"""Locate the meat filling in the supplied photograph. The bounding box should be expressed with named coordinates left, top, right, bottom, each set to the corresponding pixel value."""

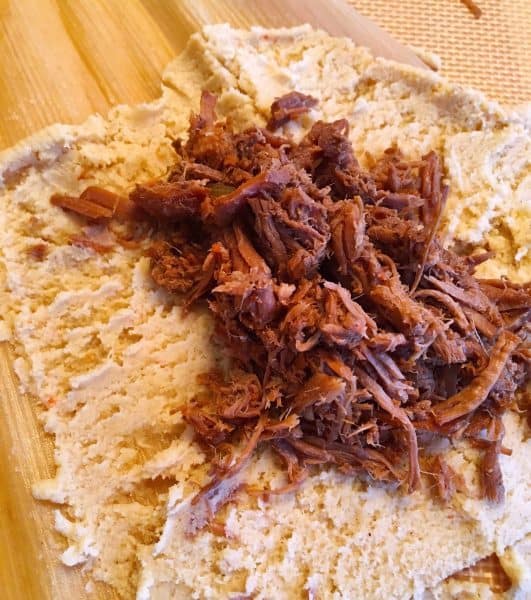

left=52, top=91, right=530, bottom=525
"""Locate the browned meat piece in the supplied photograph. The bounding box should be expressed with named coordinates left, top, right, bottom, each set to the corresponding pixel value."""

left=320, top=281, right=377, bottom=349
left=368, top=150, right=448, bottom=293
left=359, top=343, right=413, bottom=402
left=369, top=278, right=442, bottom=345
left=431, top=331, right=467, bottom=364
left=183, top=91, right=239, bottom=171
left=26, top=242, right=49, bottom=261
left=130, top=180, right=208, bottom=221
left=219, top=371, right=265, bottom=419
left=293, top=373, right=346, bottom=412
left=82, top=186, right=140, bottom=221
left=375, top=191, right=425, bottom=211
left=353, top=366, right=420, bottom=491
left=248, top=196, right=289, bottom=271
left=414, top=289, right=471, bottom=334
left=419, top=151, right=445, bottom=231
left=371, top=147, right=420, bottom=193
left=200, top=226, right=280, bottom=332
left=269, top=441, right=309, bottom=493
left=332, top=164, right=378, bottom=202
left=462, top=306, right=500, bottom=338
left=481, top=443, right=504, bottom=503
left=504, top=308, right=531, bottom=334
left=280, top=279, right=323, bottom=352
left=183, top=370, right=266, bottom=450
left=185, top=241, right=231, bottom=307
left=149, top=238, right=205, bottom=295
left=183, top=411, right=233, bottom=447
left=70, top=234, right=114, bottom=254
left=202, top=166, right=293, bottom=226
left=489, top=355, right=527, bottom=405
left=366, top=332, right=408, bottom=353
left=318, top=439, right=404, bottom=482
left=366, top=206, right=428, bottom=270
left=432, top=330, right=521, bottom=424
left=464, top=413, right=505, bottom=443
left=213, top=270, right=278, bottom=329
left=464, top=250, right=496, bottom=270
left=411, top=152, right=449, bottom=292
left=290, top=143, right=322, bottom=173
left=426, top=275, right=502, bottom=328
left=249, top=186, right=330, bottom=279
left=478, top=279, right=531, bottom=311
left=307, top=119, right=355, bottom=170
left=193, top=90, right=217, bottom=129
left=187, top=418, right=266, bottom=533
left=414, top=362, right=436, bottom=395
left=51, top=186, right=127, bottom=221
left=286, top=438, right=334, bottom=464
left=233, top=127, right=286, bottom=175
left=187, top=120, right=237, bottom=171
left=267, top=91, right=318, bottom=130
left=329, top=197, right=365, bottom=277
left=430, top=455, right=465, bottom=503
left=224, top=223, right=271, bottom=275
left=179, top=162, right=225, bottom=182
left=292, top=119, right=362, bottom=189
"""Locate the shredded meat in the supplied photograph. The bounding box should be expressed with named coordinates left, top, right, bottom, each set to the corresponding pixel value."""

left=478, top=279, right=531, bottom=311
left=432, top=331, right=520, bottom=424
left=202, top=166, right=293, bottom=226
left=149, top=229, right=208, bottom=295
left=481, top=442, right=504, bottom=503
left=51, top=186, right=136, bottom=221
left=329, top=198, right=365, bottom=278
left=430, top=455, right=466, bottom=503
left=130, top=180, right=208, bottom=221
left=267, top=91, right=318, bottom=130
left=51, top=91, right=530, bottom=524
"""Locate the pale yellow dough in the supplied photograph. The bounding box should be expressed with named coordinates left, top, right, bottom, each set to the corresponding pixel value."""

left=0, top=24, right=529, bottom=600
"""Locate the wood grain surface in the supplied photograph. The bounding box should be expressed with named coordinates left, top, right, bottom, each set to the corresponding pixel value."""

left=0, top=0, right=426, bottom=151
left=0, top=2, right=442, bottom=599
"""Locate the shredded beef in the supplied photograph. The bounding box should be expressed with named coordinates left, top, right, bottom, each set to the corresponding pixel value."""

left=202, top=166, right=293, bottom=226
left=51, top=186, right=133, bottom=221
left=481, top=442, right=505, bottom=503
left=430, top=455, right=466, bottom=503
left=432, top=331, right=521, bottom=424
left=267, top=91, right=318, bottom=130
left=52, top=91, right=530, bottom=524
left=130, top=180, right=208, bottom=221
left=149, top=227, right=208, bottom=295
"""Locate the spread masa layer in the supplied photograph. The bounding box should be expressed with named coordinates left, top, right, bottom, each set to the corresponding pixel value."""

left=0, top=24, right=529, bottom=599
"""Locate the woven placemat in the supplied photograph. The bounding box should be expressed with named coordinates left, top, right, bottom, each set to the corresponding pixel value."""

left=352, top=0, right=531, bottom=105
left=453, top=553, right=512, bottom=592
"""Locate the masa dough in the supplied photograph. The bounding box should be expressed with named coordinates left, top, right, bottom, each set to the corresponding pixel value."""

left=0, top=24, right=529, bottom=599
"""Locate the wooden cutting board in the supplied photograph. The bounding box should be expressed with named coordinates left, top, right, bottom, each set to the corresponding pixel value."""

left=0, top=2, right=428, bottom=599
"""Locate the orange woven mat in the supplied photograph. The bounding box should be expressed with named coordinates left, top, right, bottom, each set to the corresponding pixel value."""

left=353, top=0, right=531, bottom=105
left=453, top=553, right=512, bottom=592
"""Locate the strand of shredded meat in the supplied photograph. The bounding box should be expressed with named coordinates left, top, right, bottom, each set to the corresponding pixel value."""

left=53, top=91, right=530, bottom=529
